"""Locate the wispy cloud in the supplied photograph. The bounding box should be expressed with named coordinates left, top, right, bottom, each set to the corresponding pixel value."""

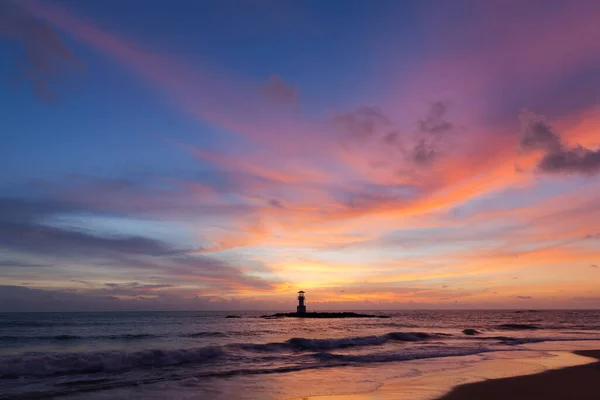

left=0, top=196, right=275, bottom=294
left=261, top=74, right=298, bottom=103
left=0, top=0, right=82, bottom=101
left=0, top=198, right=191, bottom=258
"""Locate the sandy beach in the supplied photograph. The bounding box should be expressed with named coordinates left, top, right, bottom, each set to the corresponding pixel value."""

left=438, top=350, right=600, bottom=400
left=303, top=349, right=600, bottom=400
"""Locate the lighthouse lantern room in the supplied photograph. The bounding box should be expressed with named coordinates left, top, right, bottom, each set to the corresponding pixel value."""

left=296, top=291, right=306, bottom=314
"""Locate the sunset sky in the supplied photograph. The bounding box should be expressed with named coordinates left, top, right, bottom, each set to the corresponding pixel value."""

left=1, top=0, right=599, bottom=311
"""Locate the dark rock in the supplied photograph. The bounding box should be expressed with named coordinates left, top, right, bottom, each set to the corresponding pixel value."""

left=463, top=328, right=480, bottom=335
left=225, top=315, right=241, bottom=318
left=260, top=312, right=389, bottom=319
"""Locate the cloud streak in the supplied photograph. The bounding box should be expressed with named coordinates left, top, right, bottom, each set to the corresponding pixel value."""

left=0, top=196, right=275, bottom=294
left=0, top=198, right=190, bottom=259
left=0, top=0, right=82, bottom=101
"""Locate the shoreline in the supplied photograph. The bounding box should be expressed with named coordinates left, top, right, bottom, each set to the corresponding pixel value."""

left=300, top=347, right=600, bottom=400
left=436, top=350, right=600, bottom=400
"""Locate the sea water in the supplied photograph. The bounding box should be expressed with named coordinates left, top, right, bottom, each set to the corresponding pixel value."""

left=1, top=310, right=600, bottom=399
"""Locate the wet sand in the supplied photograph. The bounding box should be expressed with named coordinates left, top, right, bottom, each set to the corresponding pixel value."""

left=302, top=349, right=600, bottom=400
left=437, top=350, right=600, bottom=400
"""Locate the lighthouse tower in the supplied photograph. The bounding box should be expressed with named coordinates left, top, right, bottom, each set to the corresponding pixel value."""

left=296, top=290, right=306, bottom=314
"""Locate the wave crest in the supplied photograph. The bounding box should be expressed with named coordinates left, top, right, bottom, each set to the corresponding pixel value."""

left=0, top=333, right=159, bottom=342
left=0, top=346, right=222, bottom=378
left=496, top=324, right=539, bottom=330
left=236, top=331, right=442, bottom=352
left=183, top=332, right=228, bottom=338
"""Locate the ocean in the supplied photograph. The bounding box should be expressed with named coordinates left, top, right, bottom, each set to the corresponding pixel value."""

left=2, top=310, right=600, bottom=399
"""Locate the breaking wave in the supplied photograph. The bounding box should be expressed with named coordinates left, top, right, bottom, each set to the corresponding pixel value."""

left=312, top=347, right=491, bottom=363
left=0, top=333, right=159, bottom=342
left=0, top=343, right=482, bottom=379
left=0, top=346, right=223, bottom=378
left=0, top=331, right=445, bottom=378
left=287, top=331, right=444, bottom=350
left=3, top=330, right=600, bottom=379
left=237, top=331, right=444, bottom=352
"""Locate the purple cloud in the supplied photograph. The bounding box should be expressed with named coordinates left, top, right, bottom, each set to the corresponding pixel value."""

left=334, top=106, right=392, bottom=139
left=418, top=101, right=453, bottom=134
left=520, top=111, right=600, bottom=175
left=261, top=74, right=298, bottom=103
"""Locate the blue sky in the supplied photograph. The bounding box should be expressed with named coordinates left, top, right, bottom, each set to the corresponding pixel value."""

left=1, top=0, right=600, bottom=311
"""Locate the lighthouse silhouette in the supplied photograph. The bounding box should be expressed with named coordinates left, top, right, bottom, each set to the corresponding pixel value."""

left=296, top=290, right=306, bottom=314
